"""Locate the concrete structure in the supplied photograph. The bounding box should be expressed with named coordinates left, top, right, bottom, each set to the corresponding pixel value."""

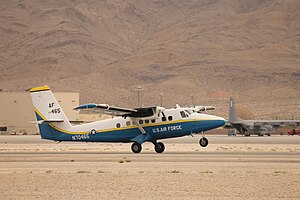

left=0, top=92, right=79, bottom=134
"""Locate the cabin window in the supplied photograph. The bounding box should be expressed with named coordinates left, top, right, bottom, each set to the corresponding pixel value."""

left=168, top=116, right=173, bottom=121
left=151, top=119, right=156, bottom=123
left=180, top=111, right=187, bottom=118
left=126, top=121, right=131, bottom=126
left=145, top=119, right=149, bottom=124
left=116, top=123, right=121, bottom=128
left=139, top=120, right=143, bottom=124
left=132, top=121, right=136, bottom=125
left=162, top=116, right=166, bottom=122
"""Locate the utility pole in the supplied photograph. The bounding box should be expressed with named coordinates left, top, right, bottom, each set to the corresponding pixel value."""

left=135, top=86, right=142, bottom=108
left=191, top=95, right=195, bottom=107
left=159, top=93, right=163, bottom=107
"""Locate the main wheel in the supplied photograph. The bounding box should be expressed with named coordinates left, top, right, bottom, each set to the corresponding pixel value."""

left=199, top=137, right=208, bottom=147
left=154, top=142, right=165, bottom=153
left=131, top=142, right=142, bottom=153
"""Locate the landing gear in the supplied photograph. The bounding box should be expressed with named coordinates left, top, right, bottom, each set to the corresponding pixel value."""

left=154, top=142, right=165, bottom=153
left=131, top=142, right=142, bottom=153
left=199, top=137, right=208, bottom=147
left=199, top=131, right=208, bottom=147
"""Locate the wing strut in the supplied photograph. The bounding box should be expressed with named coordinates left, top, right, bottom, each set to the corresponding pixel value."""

left=132, top=119, right=146, bottom=134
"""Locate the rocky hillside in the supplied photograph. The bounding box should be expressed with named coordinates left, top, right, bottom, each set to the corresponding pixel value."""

left=0, top=0, right=299, bottom=119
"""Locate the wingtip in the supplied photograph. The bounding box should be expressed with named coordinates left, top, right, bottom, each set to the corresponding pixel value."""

left=74, top=103, right=97, bottom=110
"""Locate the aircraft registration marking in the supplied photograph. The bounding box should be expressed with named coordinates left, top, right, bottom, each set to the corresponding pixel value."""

left=152, top=125, right=182, bottom=133
left=72, top=134, right=90, bottom=141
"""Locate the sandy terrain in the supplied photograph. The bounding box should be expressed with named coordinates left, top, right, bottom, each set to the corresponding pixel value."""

left=1, top=1, right=300, bottom=119
left=0, top=135, right=299, bottom=200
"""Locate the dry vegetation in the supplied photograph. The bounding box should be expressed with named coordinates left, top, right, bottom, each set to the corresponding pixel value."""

left=0, top=0, right=299, bottom=119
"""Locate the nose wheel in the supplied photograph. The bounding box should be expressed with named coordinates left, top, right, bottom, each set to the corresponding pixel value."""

left=199, top=137, right=208, bottom=147
left=199, top=131, right=208, bottom=147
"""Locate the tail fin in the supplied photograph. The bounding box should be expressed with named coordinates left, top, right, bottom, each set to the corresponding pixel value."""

left=29, top=86, right=72, bottom=140
left=229, top=97, right=242, bottom=122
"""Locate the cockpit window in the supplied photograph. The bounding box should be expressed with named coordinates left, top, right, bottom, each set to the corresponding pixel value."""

left=180, top=111, right=187, bottom=118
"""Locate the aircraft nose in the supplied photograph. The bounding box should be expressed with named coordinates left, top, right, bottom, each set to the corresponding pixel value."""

left=212, top=116, right=226, bottom=127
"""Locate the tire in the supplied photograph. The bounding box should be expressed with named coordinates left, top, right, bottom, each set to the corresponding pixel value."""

left=154, top=142, right=165, bottom=153
left=131, top=142, right=142, bottom=153
left=199, top=137, right=208, bottom=147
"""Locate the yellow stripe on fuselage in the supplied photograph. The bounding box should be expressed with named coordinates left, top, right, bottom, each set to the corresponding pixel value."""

left=34, top=107, right=218, bottom=135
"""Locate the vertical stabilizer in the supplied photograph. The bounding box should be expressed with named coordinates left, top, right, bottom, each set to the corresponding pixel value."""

left=229, top=97, right=242, bottom=122
left=29, top=86, right=72, bottom=140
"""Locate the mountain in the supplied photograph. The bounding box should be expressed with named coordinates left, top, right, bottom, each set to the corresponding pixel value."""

left=0, top=0, right=299, bottom=119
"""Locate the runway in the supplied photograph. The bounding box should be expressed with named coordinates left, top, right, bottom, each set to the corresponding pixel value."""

left=0, top=135, right=299, bottom=199
left=1, top=134, right=300, bottom=144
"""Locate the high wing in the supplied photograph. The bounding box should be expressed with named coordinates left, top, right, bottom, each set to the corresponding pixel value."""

left=74, top=103, right=166, bottom=118
left=74, top=103, right=137, bottom=116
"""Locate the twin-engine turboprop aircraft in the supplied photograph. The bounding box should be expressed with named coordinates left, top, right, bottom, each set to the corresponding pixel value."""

left=29, top=86, right=225, bottom=153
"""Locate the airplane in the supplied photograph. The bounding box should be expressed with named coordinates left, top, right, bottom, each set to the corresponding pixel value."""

left=228, top=97, right=300, bottom=136
left=29, top=85, right=225, bottom=153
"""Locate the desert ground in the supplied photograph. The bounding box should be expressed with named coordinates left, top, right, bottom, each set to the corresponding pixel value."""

left=0, top=135, right=299, bottom=200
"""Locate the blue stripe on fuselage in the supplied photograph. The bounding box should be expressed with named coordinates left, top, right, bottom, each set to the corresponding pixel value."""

left=35, top=112, right=224, bottom=143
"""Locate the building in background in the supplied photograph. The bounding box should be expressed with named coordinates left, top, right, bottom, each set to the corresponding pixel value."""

left=0, top=92, right=80, bottom=135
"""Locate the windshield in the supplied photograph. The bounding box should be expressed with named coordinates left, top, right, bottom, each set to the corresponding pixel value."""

left=180, top=111, right=190, bottom=118
left=185, top=109, right=193, bottom=115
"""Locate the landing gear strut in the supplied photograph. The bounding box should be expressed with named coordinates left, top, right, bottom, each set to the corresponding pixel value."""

left=199, top=131, right=208, bottom=147
left=154, top=142, right=165, bottom=153
left=131, top=142, right=142, bottom=153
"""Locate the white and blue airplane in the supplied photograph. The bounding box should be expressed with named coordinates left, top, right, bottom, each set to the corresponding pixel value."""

left=29, top=85, right=225, bottom=153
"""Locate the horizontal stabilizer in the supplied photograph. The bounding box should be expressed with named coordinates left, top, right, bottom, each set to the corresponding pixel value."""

left=44, top=119, right=64, bottom=123
left=30, top=119, right=64, bottom=124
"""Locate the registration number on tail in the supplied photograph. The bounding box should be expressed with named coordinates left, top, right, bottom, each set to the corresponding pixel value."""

left=72, top=134, right=89, bottom=141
